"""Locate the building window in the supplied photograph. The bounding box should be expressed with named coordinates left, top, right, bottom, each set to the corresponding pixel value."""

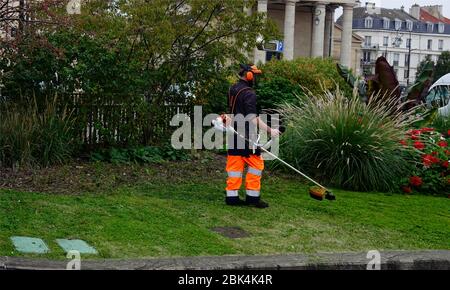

left=428, top=39, right=433, bottom=50
left=395, top=19, right=402, bottom=30
left=438, top=23, right=445, bottom=33
left=393, top=53, right=400, bottom=67
left=383, top=36, right=389, bottom=47
left=439, top=39, right=444, bottom=50
left=365, top=17, right=373, bottom=29
left=383, top=18, right=390, bottom=30
left=427, top=22, right=434, bottom=33
left=393, top=36, right=402, bottom=47
left=404, top=70, right=409, bottom=79
left=406, top=38, right=411, bottom=48
left=364, top=36, right=372, bottom=46
left=405, top=55, right=410, bottom=67
left=382, top=51, right=388, bottom=59
left=406, top=20, right=413, bottom=31
left=363, top=52, right=371, bottom=63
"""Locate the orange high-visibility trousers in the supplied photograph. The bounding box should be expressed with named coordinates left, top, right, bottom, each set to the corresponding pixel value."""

left=225, top=154, right=264, bottom=199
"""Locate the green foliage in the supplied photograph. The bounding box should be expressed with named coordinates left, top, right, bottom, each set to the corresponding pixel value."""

left=411, top=107, right=439, bottom=129
left=0, top=0, right=279, bottom=150
left=430, top=114, right=450, bottom=136
left=434, top=51, right=450, bottom=82
left=278, top=90, right=419, bottom=192
left=407, top=61, right=435, bottom=107
left=398, top=128, right=449, bottom=195
left=0, top=96, right=79, bottom=168
left=256, top=58, right=352, bottom=109
left=336, top=63, right=367, bottom=102
left=90, top=145, right=191, bottom=164
left=256, top=75, right=302, bottom=110
left=417, top=51, right=450, bottom=83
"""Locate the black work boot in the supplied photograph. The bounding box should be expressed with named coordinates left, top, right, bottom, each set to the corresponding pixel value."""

left=245, top=195, right=269, bottom=208
left=225, top=196, right=247, bottom=206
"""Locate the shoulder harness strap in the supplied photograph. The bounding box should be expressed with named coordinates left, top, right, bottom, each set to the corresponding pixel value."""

left=229, top=87, right=252, bottom=114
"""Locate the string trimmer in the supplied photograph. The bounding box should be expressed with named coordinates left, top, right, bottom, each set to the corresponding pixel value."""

left=212, top=117, right=336, bottom=201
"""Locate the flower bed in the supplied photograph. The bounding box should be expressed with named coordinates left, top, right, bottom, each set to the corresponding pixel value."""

left=399, top=127, right=450, bottom=195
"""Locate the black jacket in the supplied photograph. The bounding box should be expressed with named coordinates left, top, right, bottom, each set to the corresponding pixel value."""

left=227, top=80, right=260, bottom=157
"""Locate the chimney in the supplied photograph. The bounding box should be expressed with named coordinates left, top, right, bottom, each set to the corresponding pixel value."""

left=409, top=4, right=420, bottom=20
left=365, top=2, right=379, bottom=15
left=424, top=5, right=443, bottom=18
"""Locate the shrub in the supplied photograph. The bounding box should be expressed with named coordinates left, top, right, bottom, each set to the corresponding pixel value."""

left=257, top=58, right=353, bottom=110
left=278, top=90, right=417, bottom=192
left=0, top=96, right=78, bottom=168
left=90, top=144, right=191, bottom=164
left=398, top=128, right=449, bottom=195
left=430, top=114, right=450, bottom=136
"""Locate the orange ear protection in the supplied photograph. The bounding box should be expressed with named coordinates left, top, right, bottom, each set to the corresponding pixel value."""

left=241, top=64, right=262, bottom=82
left=245, top=70, right=254, bottom=82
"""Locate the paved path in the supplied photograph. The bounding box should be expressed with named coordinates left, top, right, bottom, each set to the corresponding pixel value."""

left=1, top=250, right=449, bottom=270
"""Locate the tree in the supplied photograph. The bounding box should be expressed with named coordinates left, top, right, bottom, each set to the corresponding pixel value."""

left=0, top=0, right=279, bottom=145
left=1, top=0, right=278, bottom=101
left=416, top=55, right=434, bottom=79
left=434, top=51, right=450, bottom=81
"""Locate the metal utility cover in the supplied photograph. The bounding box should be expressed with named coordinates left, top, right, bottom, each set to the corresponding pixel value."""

left=56, top=239, right=98, bottom=254
left=10, top=236, right=50, bottom=254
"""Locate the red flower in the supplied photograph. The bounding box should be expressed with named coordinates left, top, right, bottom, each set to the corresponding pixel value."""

left=422, top=154, right=440, bottom=166
left=411, top=135, right=419, bottom=140
left=410, top=176, right=423, bottom=187
left=421, top=127, right=434, bottom=132
left=446, top=150, right=450, bottom=155
left=438, top=140, right=448, bottom=147
left=447, top=130, right=450, bottom=136
left=401, top=186, right=412, bottom=194
left=413, top=141, right=425, bottom=150
left=399, top=140, right=407, bottom=146
left=410, top=129, right=422, bottom=135
left=431, top=151, right=438, bottom=156
left=443, top=161, right=449, bottom=168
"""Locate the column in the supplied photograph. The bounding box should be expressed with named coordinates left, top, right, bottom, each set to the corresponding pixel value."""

left=324, top=6, right=336, bottom=57
left=340, top=4, right=354, bottom=67
left=311, top=2, right=327, bottom=58
left=283, top=0, right=297, bottom=60
left=254, top=0, right=268, bottom=65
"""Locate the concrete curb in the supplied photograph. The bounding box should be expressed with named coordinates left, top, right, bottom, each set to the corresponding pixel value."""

left=1, top=250, right=449, bottom=270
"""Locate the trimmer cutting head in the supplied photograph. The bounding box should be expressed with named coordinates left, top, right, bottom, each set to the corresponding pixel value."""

left=309, top=186, right=336, bottom=201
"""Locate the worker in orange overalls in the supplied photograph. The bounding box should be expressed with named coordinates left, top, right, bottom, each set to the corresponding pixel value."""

left=225, top=64, right=280, bottom=208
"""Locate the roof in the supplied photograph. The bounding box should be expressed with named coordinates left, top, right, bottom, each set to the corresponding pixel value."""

left=340, top=6, right=450, bottom=35
left=339, top=7, right=417, bottom=23
left=420, top=8, right=450, bottom=24
left=334, top=23, right=364, bottom=42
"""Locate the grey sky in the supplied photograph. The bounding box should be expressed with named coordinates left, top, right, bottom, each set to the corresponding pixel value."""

left=335, top=0, right=450, bottom=20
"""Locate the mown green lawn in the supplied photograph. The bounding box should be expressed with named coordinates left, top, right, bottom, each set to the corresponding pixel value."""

left=0, top=156, right=449, bottom=260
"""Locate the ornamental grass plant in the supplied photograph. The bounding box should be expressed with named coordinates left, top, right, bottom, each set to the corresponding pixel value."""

left=278, top=89, right=420, bottom=192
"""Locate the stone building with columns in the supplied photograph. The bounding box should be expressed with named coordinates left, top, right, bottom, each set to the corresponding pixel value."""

left=248, top=0, right=356, bottom=69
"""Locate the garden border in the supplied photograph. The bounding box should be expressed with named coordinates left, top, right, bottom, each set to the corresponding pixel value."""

left=1, top=250, right=449, bottom=270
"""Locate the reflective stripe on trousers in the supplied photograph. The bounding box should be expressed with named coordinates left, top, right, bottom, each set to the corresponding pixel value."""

left=225, top=154, right=264, bottom=196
